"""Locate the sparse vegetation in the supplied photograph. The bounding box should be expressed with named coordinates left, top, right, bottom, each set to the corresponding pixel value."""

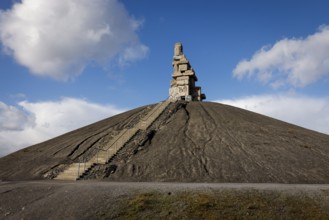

left=112, top=190, right=329, bottom=220
left=2, top=182, right=329, bottom=219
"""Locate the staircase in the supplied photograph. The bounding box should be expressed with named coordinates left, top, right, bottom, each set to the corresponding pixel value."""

left=54, top=101, right=171, bottom=180
left=138, top=101, right=171, bottom=130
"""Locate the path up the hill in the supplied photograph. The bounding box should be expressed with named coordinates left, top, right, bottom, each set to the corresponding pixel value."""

left=54, top=101, right=171, bottom=180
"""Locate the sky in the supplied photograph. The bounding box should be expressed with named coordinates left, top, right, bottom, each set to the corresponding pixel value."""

left=0, top=0, right=329, bottom=156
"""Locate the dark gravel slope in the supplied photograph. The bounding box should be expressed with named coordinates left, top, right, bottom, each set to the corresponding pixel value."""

left=1, top=101, right=329, bottom=183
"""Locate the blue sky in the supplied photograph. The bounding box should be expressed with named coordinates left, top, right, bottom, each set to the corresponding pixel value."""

left=0, top=0, right=329, bottom=156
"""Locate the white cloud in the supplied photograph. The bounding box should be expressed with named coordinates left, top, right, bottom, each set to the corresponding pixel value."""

left=0, top=0, right=148, bottom=80
left=0, top=98, right=125, bottom=157
left=233, top=26, right=329, bottom=87
left=0, top=102, right=35, bottom=131
left=118, top=44, right=149, bottom=66
left=216, top=94, right=329, bottom=135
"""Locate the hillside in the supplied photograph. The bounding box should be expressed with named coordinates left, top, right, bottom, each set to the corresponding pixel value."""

left=1, top=101, right=329, bottom=183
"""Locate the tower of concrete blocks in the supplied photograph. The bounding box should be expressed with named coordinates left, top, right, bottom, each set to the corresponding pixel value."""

left=169, top=42, right=206, bottom=101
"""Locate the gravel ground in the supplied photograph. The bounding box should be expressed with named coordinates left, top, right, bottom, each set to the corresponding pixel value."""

left=1, top=181, right=329, bottom=219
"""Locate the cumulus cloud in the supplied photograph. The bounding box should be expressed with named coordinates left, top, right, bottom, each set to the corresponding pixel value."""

left=0, top=0, right=148, bottom=80
left=0, top=98, right=125, bottom=157
left=233, top=26, right=329, bottom=87
left=216, top=94, right=329, bottom=135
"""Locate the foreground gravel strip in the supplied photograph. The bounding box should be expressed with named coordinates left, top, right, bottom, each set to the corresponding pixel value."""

left=1, top=181, right=329, bottom=219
